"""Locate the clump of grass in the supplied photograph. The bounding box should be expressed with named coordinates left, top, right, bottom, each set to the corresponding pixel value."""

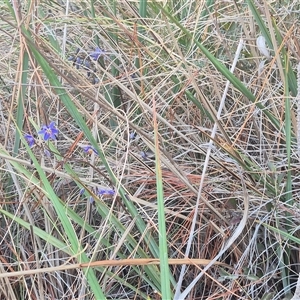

left=0, top=0, right=300, bottom=299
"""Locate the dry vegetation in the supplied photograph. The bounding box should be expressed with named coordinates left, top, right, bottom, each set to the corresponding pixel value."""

left=0, top=0, right=300, bottom=299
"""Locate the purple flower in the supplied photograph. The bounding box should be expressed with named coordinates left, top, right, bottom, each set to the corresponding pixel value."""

left=83, top=145, right=98, bottom=155
left=24, top=134, right=35, bottom=147
left=44, top=149, right=51, bottom=157
left=38, top=122, right=58, bottom=141
left=75, top=57, right=83, bottom=69
left=84, top=60, right=91, bottom=69
left=98, top=188, right=115, bottom=196
left=129, top=132, right=136, bottom=140
left=89, top=47, right=105, bottom=61
left=92, top=77, right=100, bottom=84
left=89, top=196, right=95, bottom=204
left=141, top=150, right=154, bottom=160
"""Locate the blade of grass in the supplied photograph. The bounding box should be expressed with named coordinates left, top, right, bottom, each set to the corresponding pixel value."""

left=110, top=0, right=122, bottom=109
left=246, top=0, right=273, bottom=49
left=271, top=19, right=297, bottom=96
left=139, top=0, right=147, bottom=18
left=258, top=221, right=300, bottom=245
left=284, top=61, right=292, bottom=205
left=153, top=95, right=172, bottom=299
left=278, top=51, right=292, bottom=296
left=134, top=0, right=148, bottom=84
left=12, top=50, right=28, bottom=156
left=0, top=209, right=70, bottom=254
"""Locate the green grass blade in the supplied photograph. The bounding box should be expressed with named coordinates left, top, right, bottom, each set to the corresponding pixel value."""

left=246, top=0, right=273, bottom=49
left=0, top=209, right=70, bottom=254
left=13, top=50, right=29, bottom=156
left=110, top=0, right=122, bottom=109
left=139, top=0, right=147, bottom=18
left=153, top=104, right=172, bottom=299
left=284, top=64, right=292, bottom=205
left=271, top=19, right=297, bottom=96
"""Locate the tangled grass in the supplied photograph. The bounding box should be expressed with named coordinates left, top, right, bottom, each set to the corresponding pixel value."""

left=0, top=0, right=300, bottom=299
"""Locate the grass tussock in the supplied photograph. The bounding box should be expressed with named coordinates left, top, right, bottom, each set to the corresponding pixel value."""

left=0, top=0, right=300, bottom=299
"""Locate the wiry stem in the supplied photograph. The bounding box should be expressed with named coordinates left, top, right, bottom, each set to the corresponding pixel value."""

left=174, top=39, right=245, bottom=300
left=297, top=63, right=300, bottom=154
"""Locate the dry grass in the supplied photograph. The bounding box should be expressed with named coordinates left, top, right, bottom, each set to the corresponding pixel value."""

left=0, top=0, right=300, bottom=299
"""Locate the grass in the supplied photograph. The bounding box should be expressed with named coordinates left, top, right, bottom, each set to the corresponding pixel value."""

left=0, top=0, right=300, bottom=299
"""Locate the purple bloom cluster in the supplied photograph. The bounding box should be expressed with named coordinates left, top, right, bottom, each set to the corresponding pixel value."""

left=68, top=47, right=104, bottom=82
left=97, top=188, right=115, bottom=196
left=24, top=122, right=58, bottom=148
left=74, top=57, right=91, bottom=70
left=24, top=122, right=115, bottom=201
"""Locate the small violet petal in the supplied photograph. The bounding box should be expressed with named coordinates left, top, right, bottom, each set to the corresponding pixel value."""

left=75, top=57, right=83, bottom=69
left=93, top=78, right=100, bottom=84
left=24, top=134, right=35, bottom=148
left=84, top=61, right=91, bottom=69
left=90, top=47, right=104, bottom=61
left=98, top=188, right=115, bottom=196
left=83, top=145, right=98, bottom=155
left=38, top=122, right=58, bottom=141
left=129, top=132, right=136, bottom=140
left=89, top=196, right=95, bottom=204
left=44, top=149, right=51, bottom=157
